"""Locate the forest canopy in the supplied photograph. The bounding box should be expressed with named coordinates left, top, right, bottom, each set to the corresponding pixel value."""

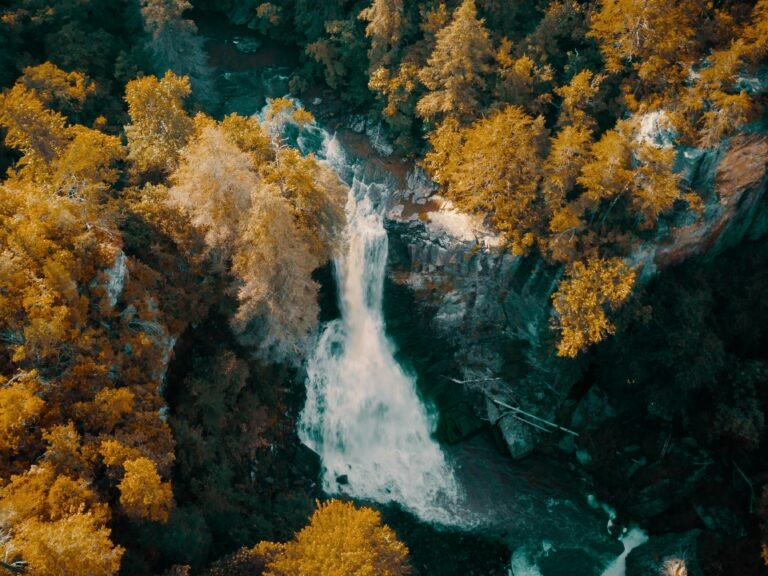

left=0, top=0, right=767, bottom=573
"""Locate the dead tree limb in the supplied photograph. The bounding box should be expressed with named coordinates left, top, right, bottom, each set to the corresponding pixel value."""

left=492, top=399, right=579, bottom=437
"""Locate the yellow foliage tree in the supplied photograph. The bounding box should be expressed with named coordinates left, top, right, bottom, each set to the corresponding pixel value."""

left=231, top=187, right=323, bottom=358
left=495, top=39, right=553, bottom=114
left=0, top=82, right=69, bottom=168
left=164, top=104, right=344, bottom=358
left=576, top=121, right=682, bottom=229
left=256, top=500, right=411, bottom=576
left=0, top=380, right=44, bottom=454
left=416, top=0, right=493, bottom=123
left=552, top=257, right=636, bottom=357
left=167, top=123, right=257, bottom=255
left=19, top=62, right=95, bottom=118
left=744, top=0, right=768, bottom=59
left=555, top=70, right=604, bottom=128
left=118, top=457, right=173, bottom=522
left=12, top=512, right=124, bottom=576
left=423, top=105, right=546, bottom=254
left=588, top=0, right=704, bottom=107
left=124, top=71, right=194, bottom=177
left=359, top=0, right=406, bottom=72
left=543, top=124, right=594, bottom=263
left=588, top=0, right=702, bottom=74
left=0, top=65, right=124, bottom=199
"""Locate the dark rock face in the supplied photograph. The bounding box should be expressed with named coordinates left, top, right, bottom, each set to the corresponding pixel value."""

left=385, top=134, right=768, bottom=459
left=383, top=133, right=768, bottom=574
left=649, top=134, right=768, bottom=272
left=385, top=216, right=573, bottom=458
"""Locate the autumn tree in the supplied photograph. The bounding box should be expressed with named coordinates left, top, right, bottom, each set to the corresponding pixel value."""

left=555, top=70, right=604, bottom=128
left=588, top=0, right=704, bottom=96
left=167, top=122, right=258, bottom=257
left=368, top=63, right=421, bottom=148
left=19, top=62, right=95, bottom=120
left=543, top=124, right=594, bottom=263
left=0, top=67, right=187, bottom=575
left=576, top=119, right=682, bottom=229
left=164, top=102, right=345, bottom=358
left=744, top=0, right=768, bottom=59
left=494, top=39, right=553, bottom=115
left=12, top=512, right=124, bottom=576
left=417, top=0, right=494, bottom=123
left=0, top=377, right=44, bottom=454
left=423, top=105, right=546, bottom=254
left=118, top=457, right=173, bottom=522
left=359, top=0, right=407, bottom=72
left=0, top=79, right=70, bottom=168
left=124, top=71, right=195, bottom=178
left=0, top=63, right=124, bottom=200
left=552, top=257, right=636, bottom=357
left=255, top=500, right=411, bottom=576
left=231, top=187, right=323, bottom=358
left=676, top=2, right=767, bottom=149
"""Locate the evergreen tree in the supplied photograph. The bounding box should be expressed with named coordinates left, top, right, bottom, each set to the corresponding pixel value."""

left=416, top=0, right=494, bottom=123
left=140, top=0, right=215, bottom=104
left=359, top=0, right=407, bottom=72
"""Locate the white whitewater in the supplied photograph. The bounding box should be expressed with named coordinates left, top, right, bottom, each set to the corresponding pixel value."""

left=299, top=134, right=461, bottom=524
left=600, top=527, right=649, bottom=576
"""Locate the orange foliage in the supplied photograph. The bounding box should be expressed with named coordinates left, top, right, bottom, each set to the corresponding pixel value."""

left=13, top=512, right=123, bottom=576
left=256, top=500, right=411, bottom=576
left=423, top=106, right=546, bottom=254
left=0, top=379, right=44, bottom=454
left=118, top=457, right=173, bottom=522
left=552, top=258, right=636, bottom=357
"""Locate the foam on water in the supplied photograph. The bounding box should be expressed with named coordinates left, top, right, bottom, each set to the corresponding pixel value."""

left=298, top=132, right=461, bottom=524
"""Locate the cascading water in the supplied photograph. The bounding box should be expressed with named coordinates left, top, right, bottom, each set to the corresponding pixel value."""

left=298, top=134, right=461, bottom=524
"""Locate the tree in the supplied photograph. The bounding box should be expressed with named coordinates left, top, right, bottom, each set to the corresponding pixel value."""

left=552, top=257, right=636, bottom=357
left=255, top=500, right=411, bottom=576
left=260, top=147, right=344, bottom=261
left=588, top=0, right=704, bottom=109
left=231, top=187, right=323, bottom=359
left=0, top=64, right=124, bottom=199
left=423, top=105, right=546, bottom=254
left=368, top=63, right=420, bottom=148
left=19, top=62, right=95, bottom=121
left=119, top=457, right=173, bottom=522
left=140, top=0, right=214, bottom=102
left=543, top=124, right=594, bottom=263
left=0, top=82, right=69, bottom=168
left=305, top=18, right=369, bottom=105
left=544, top=124, right=593, bottom=207
left=494, top=39, right=553, bottom=115
left=416, top=0, right=494, bottom=123
left=12, top=512, right=124, bottom=576
left=0, top=380, right=44, bottom=454
left=124, top=72, right=195, bottom=177
left=167, top=123, right=257, bottom=256
left=588, top=0, right=702, bottom=75
left=163, top=105, right=344, bottom=358
left=744, top=0, right=768, bottom=60
left=48, top=125, right=125, bottom=201
left=555, top=70, right=604, bottom=128
left=359, top=0, right=406, bottom=72
left=576, top=120, right=682, bottom=229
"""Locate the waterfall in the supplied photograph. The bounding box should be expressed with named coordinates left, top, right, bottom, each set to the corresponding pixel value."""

left=299, top=133, right=461, bottom=524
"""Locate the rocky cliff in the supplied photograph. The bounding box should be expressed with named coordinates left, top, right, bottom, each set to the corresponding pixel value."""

left=385, top=133, right=768, bottom=459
